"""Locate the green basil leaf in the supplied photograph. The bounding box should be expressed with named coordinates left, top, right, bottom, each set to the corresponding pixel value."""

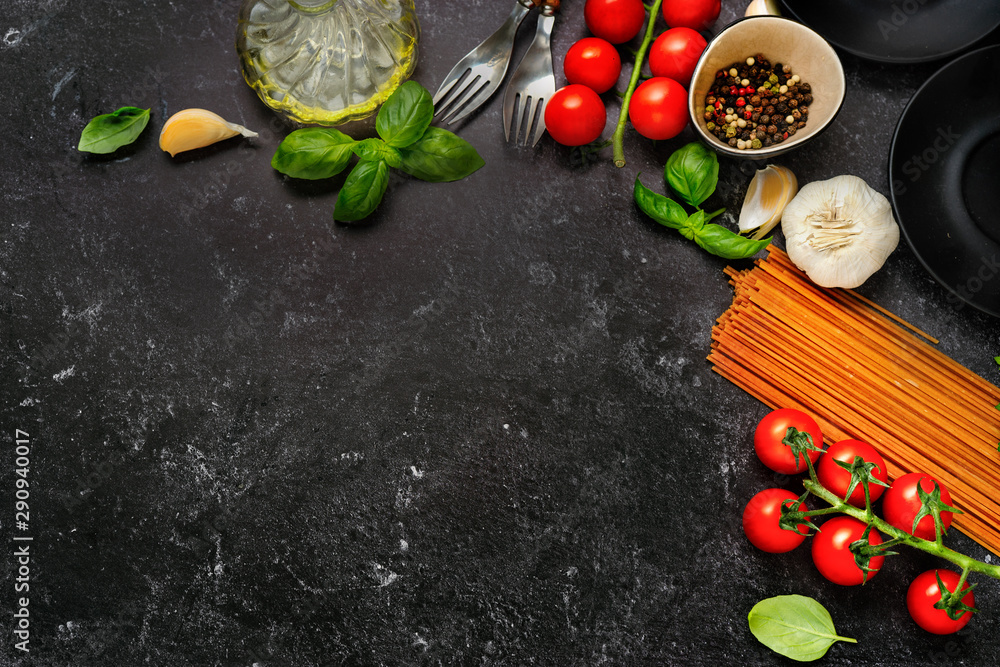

left=633, top=177, right=689, bottom=230
left=351, top=138, right=402, bottom=168
left=748, top=595, right=857, bottom=662
left=665, top=141, right=719, bottom=208
left=334, top=160, right=390, bottom=223
left=376, top=80, right=434, bottom=149
left=77, top=107, right=150, bottom=154
left=397, top=126, right=484, bottom=183
left=691, top=223, right=771, bottom=260
left=272, top=128, right=357, bottom=180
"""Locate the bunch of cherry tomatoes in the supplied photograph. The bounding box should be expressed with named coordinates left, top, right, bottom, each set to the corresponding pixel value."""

left=544, top=0, right=721, bottom=146
left=744, top=408, right=977, bottom=635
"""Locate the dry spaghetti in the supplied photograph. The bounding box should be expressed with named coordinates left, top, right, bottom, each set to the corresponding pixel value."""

left=710, top=245, right=1000, bottom=553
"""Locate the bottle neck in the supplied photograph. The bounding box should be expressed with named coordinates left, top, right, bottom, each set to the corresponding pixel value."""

left=287, top=0, right=339, bottom=13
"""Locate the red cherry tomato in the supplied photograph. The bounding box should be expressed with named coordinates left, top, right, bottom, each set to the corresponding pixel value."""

left=563, top=37, right=622, bottom=94
left=753, top=408, right=823, bottom=475
left=816, top=439, right=889, bottom=507
left=584, top=0, right=647, bottom=45
left=907, top=569, right=976, bottom=634
left=661, top=0, right=721, bottom=31
left=742, top=488, right=810, bottom=553
left=811, top=516, right=884, bottom=586
left=648, top=27, right=707, bottom=87
left=544, top=84, right=606, bottom=147
left=882, top=473, right=954, bottom=540
left=627, top=76, right=688, bottom=140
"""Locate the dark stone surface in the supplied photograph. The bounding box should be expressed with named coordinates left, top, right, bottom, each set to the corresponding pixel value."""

left=2, top=1, right=1000, bottom=665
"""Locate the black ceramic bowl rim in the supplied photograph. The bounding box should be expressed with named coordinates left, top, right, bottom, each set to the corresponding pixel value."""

left=687, top=15, right=846, bottom=160
left=779, top=0, right=1000, bottom=64
left=888, top=43, right=1000, bottom=318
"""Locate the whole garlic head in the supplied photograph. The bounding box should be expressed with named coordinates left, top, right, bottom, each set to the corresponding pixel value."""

left=780, top=175, right=899, bottom=289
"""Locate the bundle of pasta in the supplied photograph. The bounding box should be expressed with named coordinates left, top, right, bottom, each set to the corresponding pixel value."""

left=709, top=245, right=1000, bottom=554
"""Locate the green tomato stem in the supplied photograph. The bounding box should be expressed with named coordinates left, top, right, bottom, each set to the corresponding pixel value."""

left=613, top=0, right=664, bottom=168
left=802, top=480, right=1000, bottom=581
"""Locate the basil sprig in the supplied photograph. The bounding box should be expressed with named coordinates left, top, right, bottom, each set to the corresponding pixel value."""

left=748, top=595, right=857, bottom=662
left=272, top=81, right=485, bottom=223
left=77, top=106, right=150, bottom=154
left=634, top=142, right=770, bottom=260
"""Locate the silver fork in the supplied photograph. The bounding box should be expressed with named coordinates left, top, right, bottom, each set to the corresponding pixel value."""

left=502, top=0, right=558, bottom=147
left=433, top=0, right=537, bottom=125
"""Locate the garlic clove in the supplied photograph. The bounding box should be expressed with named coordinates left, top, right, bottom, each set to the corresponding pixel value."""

left=159, top=108, right=258, bottom=157
left=780, top=175, right=899, bottom=289
left=738, top=164, right=798, bottom=240
left=745, top=0, right=781, bottom=17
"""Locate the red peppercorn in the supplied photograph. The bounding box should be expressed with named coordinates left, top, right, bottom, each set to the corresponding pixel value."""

left=736, top=97, right=746, bottom=107
left=744, top=109, right=752, bottom=120
left=714, top=100, right=723, bottom=109
left=730, top=86, right=738, bottom=95
left=746, top=86, right=755, bottom=94
left=738, top=87, right=747, bottom=96
left=782, top=131, right=789, bottom=139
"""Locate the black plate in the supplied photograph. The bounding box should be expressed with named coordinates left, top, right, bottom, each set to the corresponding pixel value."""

left=889, top=45, right=1000, bottom=317
left=780, top=0, right=1000, bottom=63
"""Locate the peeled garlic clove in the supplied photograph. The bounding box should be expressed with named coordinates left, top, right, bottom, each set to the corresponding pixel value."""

left=745, top=0, right=781, bottom=16
left=738, top=164, right=798, bottom=240
left=159, top=108, right=258, bottom=157
left=781, top=175, right=900, bottom=289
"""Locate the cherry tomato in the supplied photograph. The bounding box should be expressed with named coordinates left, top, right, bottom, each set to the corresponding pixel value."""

left=816, top=439, right=889, bottom=507
left=753, top=408, right=823, bottom=475
left=584, top=0, right=647, bottom=45
left=661, top=0, right=721, bottom=31
left=742, top=488, right=810, bottom=553
left=907, top=569, right=976, bottom=634
left=563, top=37, right=622, bottom=94
left=882, top=472, right=954, bottom=540
left=811, top=516, right=884, bottom=586
left=544, top=84, right=606, bottom=147
left=648, top=27, right=707, bottom=87
left=627, top=77, right=688, bottom=140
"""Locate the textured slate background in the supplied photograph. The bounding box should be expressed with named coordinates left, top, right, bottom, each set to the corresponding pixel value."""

left=2, top=1, right=1000, bottom=665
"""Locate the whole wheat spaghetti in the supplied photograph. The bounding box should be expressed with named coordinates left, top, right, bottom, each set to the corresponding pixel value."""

left=710, top=245, right=1000, bottom=553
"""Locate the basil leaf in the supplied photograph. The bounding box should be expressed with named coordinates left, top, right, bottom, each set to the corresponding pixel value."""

left=77, top=107, right=150, bottom=154
left=397, top=126, right=484, bottom=183
left=691, top=222, right=771, bottom=260
left=352, top=138, right=402, bottom=168
left=748, top=595, right=857, bottom=662
left=272, top=128, right=356, bottom=180
left=334, top=160, right=390, bottom=223
left=633, top=177, right=689, bottom=230
left=376, top=80, right=434, bottom=149
left=665, top=141, right=719, bottom=208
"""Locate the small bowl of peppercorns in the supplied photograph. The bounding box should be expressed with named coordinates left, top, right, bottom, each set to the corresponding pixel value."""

left=688, top=15, right=845, bottom=159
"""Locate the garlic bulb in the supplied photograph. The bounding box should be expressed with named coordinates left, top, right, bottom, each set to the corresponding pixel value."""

left=159, top=108, right=258, bottom=157
left=781, top=175, right=899, bottom=289
left=745, top=0, right=781, bottom=17
left=738, top=165, right=798, bottom=240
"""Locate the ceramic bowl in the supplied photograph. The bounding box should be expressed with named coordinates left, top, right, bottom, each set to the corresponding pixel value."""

left=687, top=15, right=846, bottom=159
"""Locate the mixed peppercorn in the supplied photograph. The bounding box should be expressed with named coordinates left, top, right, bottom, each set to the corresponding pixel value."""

left=703, top=54, right=813, bottom=150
